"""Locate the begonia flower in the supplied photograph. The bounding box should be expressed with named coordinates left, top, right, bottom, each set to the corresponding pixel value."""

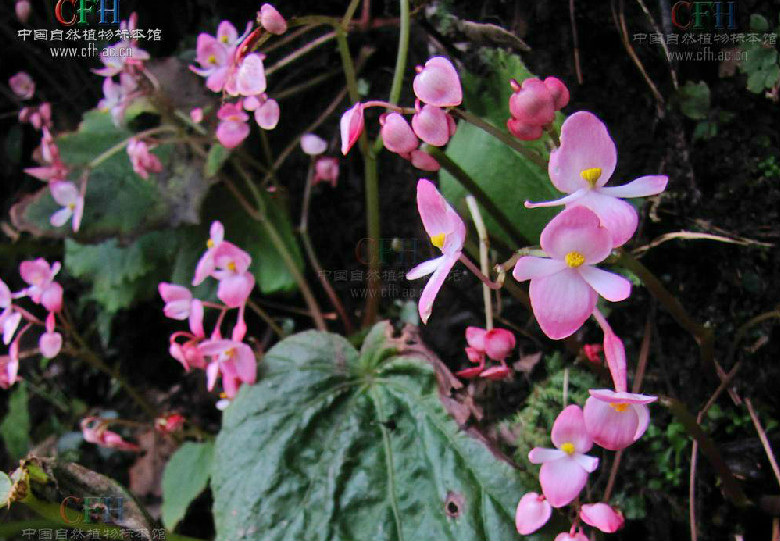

left=411, top=104, right=455, bottom=147
left=155, top=412, right=186, bottom=434
left=509, top=78, right=555, bottom=126
left=254, top=96, right=279, bottom=130
left=127, top=138, right=163, bottom=179
left=19, top=102, right=51, bottom=131
left=193, top=221, right=225, bottom=285
left=49, top=181, right=84, bottom=232
left=190, top=107, right=204, bottom=123
left=98, top=73, right=138, bottom=126
left=259, top=4, right=287, bottom=35
left=0, top=280, right=22, bottom=346
left=580, top=503, right=625, bottom=533
left=512, top=206, right=631, bottom=339
left=19, top=259, right=62, bottom=305
left=313, top=157, right=339, bottom=187
left=9, top=72, right=35, bottom=100
left=234, top=53, right=267, bottom=96
left=380, top=113, right=418, bottom=154
left=543, top=76, right=570, bottom=110
left=39, top=313, right=62, bottom=359
left=507, top=118, right=544, bottom=141
left=515, top=492, right=552, bottom=535
left=554, top=528, right=589, bottom=541
left=0, top=355, right=19, bottom=389
left=190, top=33, right=232, bottom=93
left=340, top=103, right=365, bottom=155
left=300, top=133, right=328, bottom=156
left=216, top=102, right=250, bottom=149
left=406, top=179, right=465, bottom=324
left=528, top=405, right=599, bottom=507
left=584, top=389, right=657, bottom=450
left=412, top=57, right=462, bottom=107
left=455, top=346, right=486, bottom=378
left=525, top=111, right=668, bottom=246
left=198, top=339, right=257, bottom=398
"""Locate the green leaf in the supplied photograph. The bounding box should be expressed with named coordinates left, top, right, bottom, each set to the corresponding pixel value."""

left=0, top=382, right=30, bottom=461
left=205, top=144, right=231, bottom=178
left=750, top=13, right=769, bottom=32
left=211, top=322, right=534, bottom=541
left=0, top=472, right=12, bottom=506
left=677, top=81, right=711, bottom=120
left=441, top=50, right=562, bottom=245
left=747, top=69, right=768, bottom=93
left=162, top=441, right=214, bottom=530
left=11, top=111, right=212, bottom=242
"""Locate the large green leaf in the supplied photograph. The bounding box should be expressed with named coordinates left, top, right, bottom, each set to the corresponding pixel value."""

left=211, top=322, right=534, bottom=541
left=440, top=51, right=562, bottom=245
left=11, top=110, right=213, bottom=242
left=1, top=382, right=30, bottom=461
left=161, top=441, right=214, bottom=530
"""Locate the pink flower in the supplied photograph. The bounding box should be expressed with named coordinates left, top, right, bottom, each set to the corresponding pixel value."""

left=39, top=312, right=62, bottom=359
left=584, top=389, right=657, bottom=450
left=580, top=503, right=625, bottom=533
left=300, top=133, right=327, bottom=156
left=214, top=252, right=254, bottom=308
left=234, top=53, right=267, bottom=97
left=199, top=339, right=257, bottom=398
left=254, top=96, right=280, bottom=130
left=0, top=355, right=19, bottom=389
left=314, top=157, right=339, bottom=187
left=19, top=259, right=61, bottom=304
left=515, top=492, right=552, bottom=535
left=525, top=111, right=668, bottom=247
left=259, top=4, right=287, bottom=35
left=190, top=107, right=204, bottom=123
left=0, top=280, right=22, bottom=347
left=528, top=405, right=599, bottom=507
left=49, top=181, right=84, bottom=232
left=80, top=417, right=140, bottom=452
left=512, top=206, right=632, bottom=339
left=483, top=328, right=516, bottom=361
left=193, top=221, right=225, bottom=285
left=406, top=179, right=466, bottom=324
left=380, top=113, right=418, bottom=154
left=554, top=528, right=589, bottom=541
left=216, top=21, right=243, bottom=47
left=455, top=346, right=485, bottom=379
left=158, top=283, right=196, bottom=321
left=190, top=34, right=232, bottom=93
left=15, top=0, right=30, bottom=23
left=9, top=72, right=35, bottom=100
left=19, top=102, right=52, bottom=131
left=127, top=138, right=163, bottom=179
left=98, top=74, right=138, bottom=126
left=509, top=78, right=555, bottom=126
left=340, top=103, right=365, bottom=155
left=169, top=340, right=206, bottom=371
left=411, top=104, right=455, bottom=147
left=216, top=102, right=250, bottom=149
left=458, top=326, right=515, bottom=378
left=413, top=57, right=462, bottom=107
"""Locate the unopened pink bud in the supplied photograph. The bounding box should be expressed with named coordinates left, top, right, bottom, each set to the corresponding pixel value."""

left=411, top=104, right=451, bottom=147
left=508, top=78, right=555, bottom=125
left=259, top=4, right=287, bottom=35
left=340, top=103, right=365, bottom=155
left=9, top=72, right=35, bottom=100
left=301, top=133, right=328, bottom=155
left=412, top=57, right=462, bottom=107
left=543, top=76, right=570, bottom=110
left=255, top=98, right=280, bottom=130
left=39, top=331, right=62, bottom=358
left=507, top=118, right=543, bottom=141
left=380, top=113, right=418, bottom=154
left=314, top=157, right=339, bottom=187
left=483, top=328, right=516, bottom=361
left=190, top=107, right=204, bottom=123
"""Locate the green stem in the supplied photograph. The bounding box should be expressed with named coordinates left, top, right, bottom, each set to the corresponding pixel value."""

left=451, top=109, right=547, bottom=169
left=426, top=146, right=527, bottom=246
left=341, top=0, right=363, bottom=28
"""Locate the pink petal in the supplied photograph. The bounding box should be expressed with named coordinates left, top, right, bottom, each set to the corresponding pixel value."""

left=549, top=111, right=617, bottom=194
left=416, top=179, right=452, bottom=239
left=551, top=404, right=593, bottom=453
left=412, top=57, right=462, bottom=107
left=259, top=3, right=287, bottom=35
left=583, top=395, right=641, bottom=451
left=515, top=493, right=552, bottom=535
left=406, top=256, right=444, bottom=280
left=599, top=174, right=668, bottom=198
left=589, top=388, right=658, bottom=404
left=455, top=366, right=484, bottom=378
left=465, top=326, right=486, bottom=351
left=417, top=254, right=457, bottom=324
left=540, top=206, right=613, bottom=264
left=580, top=503, right=625, bottom=533
left=39, top=331, right=62, bottom=358
left=508, top=78, right=555, bottom=126
left=573, top=453, right=599, bottom=473
left=602, top=331, right=627, bottom=392
left=50, top=181, right=79, bottom=206
left=340, top=103, right=365, bottom=155
left=40, top=282, right=63, bottom=312
left=409, top=150, right=440, bottom=171
left=255, top=99, right=280, bottom=130
left=189, top=299, right=205, bottom=338
left=411, top=105, right=451, bottom=147
left=524, top=188, right=588, bottom=209
left=159, top=283, right=191, bottom=304
left=554, top=530, right=589, bottom=541
left=3, top=312, right=22, bottom=345
left=206, top=361, right=220, bottom=391
left=300, top=134, right=327, bottom=155
left=570, top=192, right=638, bottom=247
left=479, top=365, right=511, bottom=380
left=15, top=0, right=30, bottom=24
left=529, top=269, right=596, bottom=340
left=507, top=118, right=544, bottom=141
left=217, top=119, right=250, bottom=149
left=50, top=207, right=73, bottom=228
left=217, top=272, right=255, bottom=308
left=381, top=113, right=418, bottom=154
left=236, top=54, right=267, bottom=96
left=633, top=403, right=651, bottom=440
left=543, top=77, right=570, bottom=110
left=483, top=328, right=515, bottom=361
left=528, top=447, right=566, bottom=464
left=233, top=343, right=257, bottom=384
left=211, top=221, right=225, bottom=244
left=512, top=256, right=567, bottom=281
left=578, top=266, right=631, bottom=302
left=193, top=251, right=216, bottom=286
left=539, top=457, right=589, bottom=507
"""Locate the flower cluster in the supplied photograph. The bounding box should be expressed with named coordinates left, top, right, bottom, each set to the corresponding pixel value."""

left=190, top=5, right=287, bottom=149
left=457, top=326, right=515, bottom=380
left=301, top=134, right=340, bottom=187
left=341, top=57, right=464, bottom=171
left=507, top=76, right=569, bottom=140
left=1, top=259, right=66, bottom=389
left=160, top=221, right=258, bottom=405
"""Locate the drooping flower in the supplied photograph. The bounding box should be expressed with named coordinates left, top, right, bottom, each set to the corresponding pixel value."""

left=512, top=206, right=631, bottom=339
left=9, top=72, right=35, bottom=100
left=0, top=355, right=19, bottom=389
left=380, top=113, right=418, bottom=154
left=583, top=389, right=657, bottom=451
left=258, top=4, right=287, bottom=35
left=412, top=57, right=462, bottom=107
left=554, top=528, right=589, bottom=541
left=528, top=405, right=599, bottom=507
left=216, top=102, right=250, bottom=149
left=49, top=181, right=84, bottom=232
left=233, top=53, right=267, bottom=97
left=543, top=76, right=570, bottom=110
left=515, top=492, right=552, bottom=535
left=525, top=111, right=668, bottom=246
left=580, top=503, right=625, bottom=533
left=509, top=78, right=555, bottom=126
left=97, top=73, right=138, bottom=126
left=39, top=313, right=62, bottom=359
left=193, top=221, right=225, bottom=285
left=198, top=339, right=257, bottom=398
left=0, top=280, right=22, bottom=347
left=313, top=157, right=339, bottom=187
left=300, top=133, right=328, bottom=156
left=340, top=103, right=365, bottom=155
left=158, top=282, right=202, bottom=332
left=458, top=326, right=516, bottom=379
left=127, top=138, right=163, bottom=179
left=80, top=417, right=140, bottom=451
left=24, top=129, right=67, bottom=182
left=19, top=102, right=51, bottom=131
left=409, top=150, right=440, bottom=172
left=406, top=179, right=466, bottom=324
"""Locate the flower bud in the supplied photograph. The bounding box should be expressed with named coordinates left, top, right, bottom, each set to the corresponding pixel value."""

left=507, top=118, right=543, bottom=141
left=412, top=57, right=462, bottom=107
left=543, top=76, right=570, bottom=110
left=380, top=113, right=418, bottom=154
left=259, top=4, right=287, bottom=35
left=340, top=103, right=365, bottom=155
left=508, top=78, right=555, bottom=125
left=411, top=104, right=451, bottom=147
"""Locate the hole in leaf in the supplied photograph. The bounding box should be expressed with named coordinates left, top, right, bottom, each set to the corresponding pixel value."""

left=444, top=491, right=465, bottom=518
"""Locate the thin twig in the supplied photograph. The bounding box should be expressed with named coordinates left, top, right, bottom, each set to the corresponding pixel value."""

left=265, top=31, right=337, bottom=76
left=745, top=398, right=780, bottom=491
left=568, top=0, right=584, bottom=84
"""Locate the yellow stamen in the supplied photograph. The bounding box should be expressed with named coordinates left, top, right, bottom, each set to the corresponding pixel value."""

left=219, top=392, right=228, bottom=399
left=220, top=36, right=229, bottom=44
left=565, top=251, right=586, bottom=268
left=207, top=239, right=215, bottom=248
left=580, top=167, right=602, bottom=187
left=560, top=442, right=575, bottom=455
left=609, top=402, right=629, bottom=412
left=67, top=203, right=76, bottom=210
left=225, top=348, right=235, bottom=358
left=430, top=233, right=445, bottom=250
left=208, top=54, right=217, bottom=64
left=227, top=261, right=237, bottom=271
